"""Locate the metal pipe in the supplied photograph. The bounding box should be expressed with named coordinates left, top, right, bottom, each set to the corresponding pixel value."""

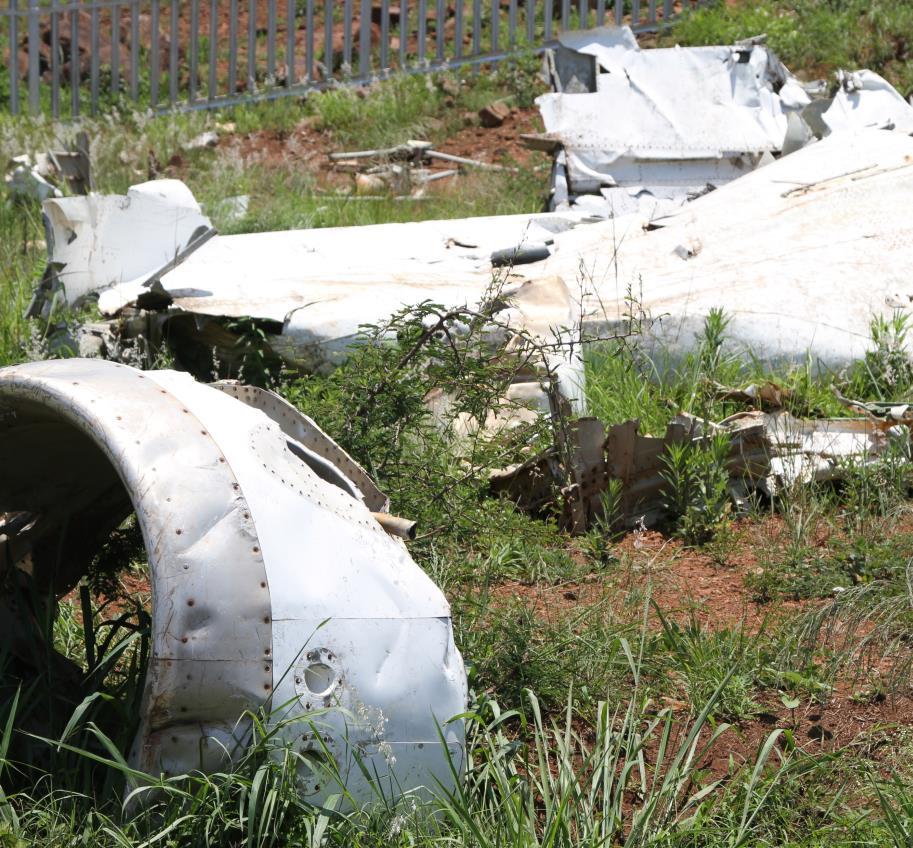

left=371, top=512, right=417, bottom=541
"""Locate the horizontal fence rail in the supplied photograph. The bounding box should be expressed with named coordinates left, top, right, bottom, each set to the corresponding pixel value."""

left=1, top=0, right=705, bottom=118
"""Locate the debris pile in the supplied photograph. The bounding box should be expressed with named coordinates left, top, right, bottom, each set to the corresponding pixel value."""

left=492, top=401, right=897, bottom=533
left=329, top=138, right=515, bottom=198
left=527, top=26, right=913, bottom=218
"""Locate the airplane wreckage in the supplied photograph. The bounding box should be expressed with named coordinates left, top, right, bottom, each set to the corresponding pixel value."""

left=8, top=26, right=913, bottom=800
left=0, top=358, right=467, bottom=803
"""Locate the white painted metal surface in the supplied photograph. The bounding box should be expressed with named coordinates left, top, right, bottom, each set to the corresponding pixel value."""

left=0, top=358, right=466, bottom=805
left=535, top=27, right=804, bottom=214
left=530, top=128, right=913, bottom=366
left=32, top=179, right=212, bottom=317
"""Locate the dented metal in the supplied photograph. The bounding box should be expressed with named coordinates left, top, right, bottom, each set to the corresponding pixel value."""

left=0, top=358, right=466, bottom=804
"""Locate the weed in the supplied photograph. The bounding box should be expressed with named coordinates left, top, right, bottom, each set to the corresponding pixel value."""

left=661, top=431, right=732, bottom=545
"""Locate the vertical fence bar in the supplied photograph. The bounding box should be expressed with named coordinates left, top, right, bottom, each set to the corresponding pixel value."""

left=454, top=0, right=462, bottom=59
left=525, top=0, right=533, bottom=44
left=151, top=0, right=160, bottom=106
left=343, top=0, right=353, bottom=71
left=9, top=0, right=18, bottom=115
left=614, top=0, right=622, bottom=26
left=111, top=3, right=121, bottom=94
left=50, top=0, right=60, bottom=117
left=417, top=0, right=426, bottom=64
left=249, top=0, right=258, bottom=90
left=324, top=0, right=333, bottom=78
left=631, top=0, right=640, bottom=29
left=305, top=0, right=314, bottom=80
left=471, top=0, right=480, bottom=58
left=228, top=0, right=238, bottom=92
left=267, top=0, right=276, bottom=79
left=287, top=0, right=296, bottom=85
left=596, top=0, right=604, bottom=26
left=380, top=0, right=390, bottom=69
left=560, top=0, right=568, bottom=34
left=170, top=0, right=179, bottom=104
left=507, top=0, right=516, bottom=47
left=399, top=0, right=408, bottom=68
left=577, top=0, right=585, bottom=29
left=662, top=0, right=672, bottom=22
left=189, top=0, right=199, bottom=101
left=27, top=0, right=39, bottom=115
left=130, top=0, right=139, bottom=100
left=359, top=0, right=370, bottom=75
left=434, top=0, right=443, bottom=62
left=208, top=0, right=218, bottom=99
left=648, top=0, right=656, bottom=28
left=544, top=0, right=551, bottom=40
left=90, top=2, right=99, bottom=113
left=70, top=1, right=79, bottom=116
left=490, top=0, right=498, bottom=52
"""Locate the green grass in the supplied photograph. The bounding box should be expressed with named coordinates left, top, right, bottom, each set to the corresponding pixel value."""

left=666, top=0, right=913, bottom=94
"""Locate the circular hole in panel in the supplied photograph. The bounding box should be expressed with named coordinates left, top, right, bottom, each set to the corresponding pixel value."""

left=304, top=662, right=336, bottom=696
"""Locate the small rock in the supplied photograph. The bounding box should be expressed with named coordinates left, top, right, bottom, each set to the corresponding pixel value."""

left=479, top=100, right=510, bottom=128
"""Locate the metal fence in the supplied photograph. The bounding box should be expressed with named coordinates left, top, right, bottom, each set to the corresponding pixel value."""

left=1, top=0, right=704, bottom=118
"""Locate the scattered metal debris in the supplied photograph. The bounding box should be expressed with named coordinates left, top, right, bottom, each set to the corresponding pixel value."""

left=3, top=131, right=92, bottom=203
left=528, top=26, right=913, bottom=218
left=0, top=358, right=466, bottom=804
left=330, top=138, right=516, bottom=197
left=492, top=406, right=896, bottom=533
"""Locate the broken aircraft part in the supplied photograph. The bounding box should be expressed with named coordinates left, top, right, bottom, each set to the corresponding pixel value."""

left=531, top=26, right=808, bottom=217
left=530, top=128, right=913, bottom=367
left=492, top=407, right=896, bottom=533
left=0, top=358, right=466, bottom=805
left=531, top=27, right=913, bottom=218
left=28, top=178, right=214, bottom=320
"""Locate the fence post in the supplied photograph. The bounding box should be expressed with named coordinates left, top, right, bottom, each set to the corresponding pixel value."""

left=380, top=0, right=390, bottom=70
left=324, top=0, right=333, bottom=79
left=305, top=0, right=314, bottom=81
left=50, top=0, right=60, bottom=117
left=189, top=0, right=199, bottom=101
left=287, top=0, right=296, bottom=86
left=343, top=0, right=353, bottom=71
left=229, top=0, right=238, bottom=93
left=417, top=0, right=427, bottom=64
left=209, top=0, right=219, bottom=100
left=170, top=0, right=179, bottom=104
left=27, top=0, right=40, bottom=115
left=249, top=0, right=258, bottom=91
left=434, top=0, right=444, bottom=62
left=267, top=0, right=277, bottom=79
left=151, top=0, right=160, bottom=106
left=70, top=0, right=79, bottom=116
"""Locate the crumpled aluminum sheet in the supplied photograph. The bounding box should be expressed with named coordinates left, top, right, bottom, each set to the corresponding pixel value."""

left=0, top=358, right=466, bottom=806
left=534, top=26, right=805, bottom=214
